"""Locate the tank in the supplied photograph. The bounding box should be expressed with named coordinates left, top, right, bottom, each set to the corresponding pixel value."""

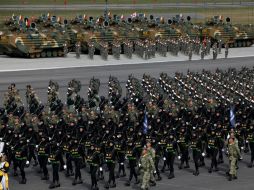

left=201, top=16, right=254, bottom=47
left=0, top=22, right=71, bottom=58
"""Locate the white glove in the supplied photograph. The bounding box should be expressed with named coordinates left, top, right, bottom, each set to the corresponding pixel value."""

left=27, top=140, right=30, bottom=143
left=48, top=159, right=51, bottom=163
left=26, top=161, right=30, bottom=165
left=241, top=147, right=244, bottom=150
left=222, top=148, right=225, bottom=152
left=239, top=156, right=243, bottom=160
left=63, top=165, right=67, bottom=170
left=163, top=157, right=166, bottom=161
left=0, top=138, right=3, bottom=141
left=178, top=156, right=181, bottom=160
left=202, top=152, right=206, bottom=157
left=246, top=140, right=249, bottom=143
left=6, top=143, right=9, bottom=146
left=154, top=171, right=157, bottom=174
left=35, top=145, right=38, bottom=148
left=99, top=167, right=103, bottom=172
left=49, top=137, right=52, bottom=141
left=138, top=163, right=141, bottom=167
left=120, top=162, right=124, bottom=166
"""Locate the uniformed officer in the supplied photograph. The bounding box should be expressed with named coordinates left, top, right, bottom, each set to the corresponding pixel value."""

left=70, top=137, right=84, bottom=185
left=48, top=142, right=61, bottom=189
left=104, top=141, right=116, bottom=189
left=13, top=137, right=28, bottom=184
left=228, top=137, right=241, bottom=181
left=125, top=140, right=139, bottom=186
left=75, top=41, right=81, bottom=59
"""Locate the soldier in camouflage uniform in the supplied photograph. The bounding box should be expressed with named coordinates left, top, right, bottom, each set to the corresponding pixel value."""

left=228, top=137, right=241, bottom=181
left=140, top=148, right=155, bottom=190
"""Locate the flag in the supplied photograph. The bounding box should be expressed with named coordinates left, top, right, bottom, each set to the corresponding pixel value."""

left=143, top=110, right=148, bottom=134
left=230, top=106, right=235, bottom=128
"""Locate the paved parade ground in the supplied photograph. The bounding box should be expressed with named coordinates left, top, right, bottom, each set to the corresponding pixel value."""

left=0, top=46, right=253, bottom=190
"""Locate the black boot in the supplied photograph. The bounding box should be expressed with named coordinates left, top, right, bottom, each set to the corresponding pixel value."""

left=150, top=181, right=156, bottom=186
left=125, top=180, right=130, bottom=186
left=41, top=175, right=49, bottom=180
left=76, top=179, right=83, bottom=184
left=49, top=182, right=56, bottom=189
left=135, top=179, right=140, bottom=184
left=228, top=174, right=232, bottom=181
left=72, top=179, right=77, bottom=186
left=208, top=168, right=212, bottom=173
left=19, top=178, right=27, bottom=184
left=110, top=182, right=116, bottom=188
left=14, top=171, right=18, bottom=176
left=104, top=182, right=109, bottom=189
left=121, top=171, right=126, bottom=177
left=193, top=170, right=199, bottom=176
left=184, top=163, right=190, bottom=169
left=178, top=164, right=183, bottom=170
left=233, top=175, right=237, bottom=180
left=33, top=160, right=38, bottom=166
left=248, top=163, right=253, bottom=168
left=55, top=181, right=60, bottom=188
left=157, top=175, right=162, bottom=181
left=168, top=172, right=175, bottom=179
left=214, top=167, right=219, bottom=172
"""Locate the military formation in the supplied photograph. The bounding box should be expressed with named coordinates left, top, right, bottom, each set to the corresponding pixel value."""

left=0, top=12, right=253, bottom=59
left=0, top=66, right=253, bottom=190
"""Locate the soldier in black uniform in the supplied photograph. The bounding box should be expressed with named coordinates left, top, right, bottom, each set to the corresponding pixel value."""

left=49, top=142, right=61, bottom=189
left=70, top=137, right=84, bottom=185
left=88, top=143, right=101, bottom=190
left=246, top=125, right=254, bottom=167
left=37, top=134, right=50, bottom=180
left=163, top=133, right=178, bottom=179
left=13, top=137, right=28, bottom=184
left=207, top=129, right=219, bottom=173
left=125, top=139, right=140, bottom=186
left=153, top=137, right=162, bottom=181
left=62, top=133, right=74, bottom=177
left=104, top=141, right=116, bottom=189
left=26, top=126, right=38, bottom=167
left=190, top=132, right=202, bottom=176
left=115, top=133, right=126, bottom=178
left=178, top=127, right=190, bottom=169
left=216, top=124, right=225, bottom=164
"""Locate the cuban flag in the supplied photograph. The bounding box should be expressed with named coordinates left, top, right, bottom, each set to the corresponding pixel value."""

left=230, top=106, right=235, bottom=128
left=143, top=111, right=148, bottom=134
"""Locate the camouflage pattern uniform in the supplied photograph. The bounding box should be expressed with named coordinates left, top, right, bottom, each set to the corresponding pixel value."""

left=228, top=139, right=241, bottom=180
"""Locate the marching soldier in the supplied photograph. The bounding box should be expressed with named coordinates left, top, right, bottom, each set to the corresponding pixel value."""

left=63, top=41, right=68, bottom=57
left=140, top=148, right=155, bottom=190
left=212, top=43, right=218, bottom=60
left=125, top=140, right=139, bottom=186
left=228, top=137, right=241, bottom=181
left=207, top=129, right=219, bottom=173
left=162, top=133, right=178, bottom=179
left=225, top=43, right=229, bottom=59
left=70, top=137, right=84, bottom=186
left=75, top=41, right=81, bottom=59
left=13, top=137, right=28, bottom=184
left=48, top=142, right=61, bottom=189
left=104, top=141, right=116, bottom=189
